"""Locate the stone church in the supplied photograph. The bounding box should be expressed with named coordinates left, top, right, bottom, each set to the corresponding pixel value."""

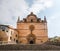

left=0, top=12, right=48, bottom=44
left=17, top=12, right=48, bottom=44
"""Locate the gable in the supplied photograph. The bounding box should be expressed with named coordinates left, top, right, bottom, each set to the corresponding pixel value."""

left=26, top=12, right=37, bottom=22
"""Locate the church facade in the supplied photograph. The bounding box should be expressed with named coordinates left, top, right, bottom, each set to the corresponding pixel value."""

left=17, top=12, right=48, bottom=44
left=0, top=12, right=48, bottom=44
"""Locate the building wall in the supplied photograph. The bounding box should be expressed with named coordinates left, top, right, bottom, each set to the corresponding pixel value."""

left=10, top=29, right=18, bottom=43
left=17, top=23, right=48, bottom=44
left=17, top=12, right=48, bottom=44
left=8, top=29, right=18, bottom=44
left=0, top=25, right=18, bottom=44
left=0, top=31, right=8, bottom=41
left=0, top=25, right=9, bottom=42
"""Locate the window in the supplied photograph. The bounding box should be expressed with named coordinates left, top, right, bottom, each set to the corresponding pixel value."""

left=6, top=30, right=8, bottom=32
left=0, top=26, right=9, bottom=32
left=24, top=19, right=26, bottom=22
left=10, top=37, right=12, bottom=40
left=6, top=28, right=9, bottom=32
left=42, top=20, right=44, bottom=22
left=16, top=40, right=18, bottom=43
left=31, top=19, right=33, bottom=22
left=2, top=26, right=5, bottom=31
left=2, top=29, right=5, bottom=31
left=14, top=38, right=15, bottom=41
left=16, top=35, right=17, bottom=37
left=37, top=19, right=39, bottom=22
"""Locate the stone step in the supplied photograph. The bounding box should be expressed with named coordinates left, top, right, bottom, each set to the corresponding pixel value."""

left=0, top=44, right=60, bottom=50
left=0, top=50, right=60, bottom=51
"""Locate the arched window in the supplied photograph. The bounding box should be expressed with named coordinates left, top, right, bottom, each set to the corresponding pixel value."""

left=16, top=40, right=18, bottom=43
left=16, top=35, right=17, bottom=37
left=14, top=38, right=15, bottom=41
left=31, top=19, right=33, bottom=22
left=10, top=37, right=12, bottom=40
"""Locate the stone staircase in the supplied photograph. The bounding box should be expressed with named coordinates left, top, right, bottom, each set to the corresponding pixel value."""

left=0, top=44, right=60, bottom=50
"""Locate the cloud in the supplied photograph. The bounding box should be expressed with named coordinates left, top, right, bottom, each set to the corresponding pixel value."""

left=0, top=0, right=28, bottom=27
left=47, top=13, right=60, bottom=37
left=1, top=0, right=60, bottom=37
left=28, top=0, right=53, bottom=14
left=0, top=0, right=53, bottom=27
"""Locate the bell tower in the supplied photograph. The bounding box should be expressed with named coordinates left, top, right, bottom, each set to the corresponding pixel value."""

left=44, top=16, right=47, bottom=22
left=17, top=16, right=20, bottom=29
left=17, top=16, right=20, bottom=23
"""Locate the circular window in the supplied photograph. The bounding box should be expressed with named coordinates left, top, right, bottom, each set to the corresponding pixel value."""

left=29, top=25, right=35, bottom=31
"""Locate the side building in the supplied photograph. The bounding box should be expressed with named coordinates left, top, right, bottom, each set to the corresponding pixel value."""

left=0, top=25, right=18, bottom=44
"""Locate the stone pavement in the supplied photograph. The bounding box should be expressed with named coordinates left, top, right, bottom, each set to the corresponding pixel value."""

left=0, top=44, right=60, bottom=50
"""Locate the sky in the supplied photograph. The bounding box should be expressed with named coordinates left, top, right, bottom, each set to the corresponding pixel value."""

left=0, top=0, right=60, bottom=38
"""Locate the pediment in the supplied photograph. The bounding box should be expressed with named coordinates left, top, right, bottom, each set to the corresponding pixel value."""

left=27, top=12, right=37, bottom=20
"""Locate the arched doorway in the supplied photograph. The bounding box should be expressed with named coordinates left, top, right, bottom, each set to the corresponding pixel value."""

left=29, top=40, right=34, bottom=44
left=27, top=34, right=36, bottom=44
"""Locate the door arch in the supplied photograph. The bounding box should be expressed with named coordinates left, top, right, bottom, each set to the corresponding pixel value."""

left=27, top=34, right=36, bottom=44
left=29, top=40, right=34, bottom=44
